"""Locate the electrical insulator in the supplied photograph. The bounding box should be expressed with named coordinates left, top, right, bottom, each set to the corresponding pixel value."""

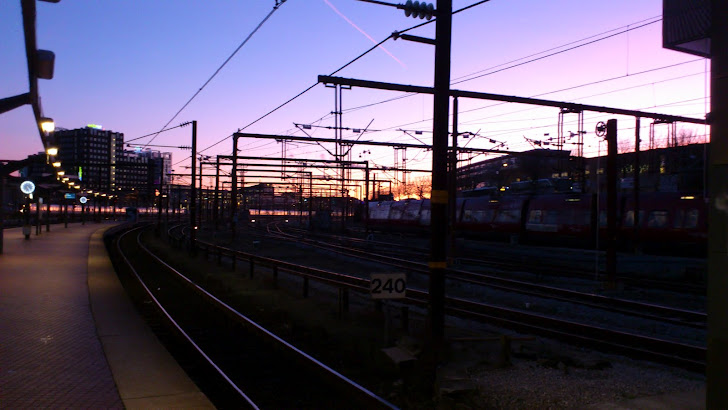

left=402, top=1, right=434, bottom=20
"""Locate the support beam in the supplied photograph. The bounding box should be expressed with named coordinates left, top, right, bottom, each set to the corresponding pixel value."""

left=318, top=75, right=707, bottom=125
left=233, top=132, right=520, bottom=155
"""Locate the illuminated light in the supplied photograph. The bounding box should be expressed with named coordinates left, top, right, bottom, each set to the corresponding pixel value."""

left=499, top=187, right=506, bottom=192
left=194, top=226, right=198, bottom=230
left=86, top=124, right=103, bottom=129
left=52, top=161, right=61, bottom=167
left=285, top=219, right=289, bottom=223
left=502, top=163, right=508, bottom=167
left=680, top=196, right=695, bottom=200
left=57, top=170, right=65, bottom=176
left=40, top=118, right=55, bottom=133
left=20, top=180, right=36, bottom=194
left=79, top=196, right=88, bottom=204
left=251, top=219, right=256, bottom=223
left=62, top=177, right=69, bottom=181
left=565, top=198, right=581, bottom=202
left=46, top=147, right=58, bottom=156
left=489, top=200, right=499, bottom=203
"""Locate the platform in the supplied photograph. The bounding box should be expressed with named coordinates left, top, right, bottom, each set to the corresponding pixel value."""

left=0, top=222, right=212, bottom=408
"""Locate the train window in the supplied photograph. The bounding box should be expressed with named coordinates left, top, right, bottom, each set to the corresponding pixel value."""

left=475, top=210, right=495, bottom=223
left=673, top=210, right=685, bottom=229
left=622, top=210, right=647, bottom=227
left=624, top=210, right=634, bottom=227
left=528, top=210, right=542, bottom=223
left=566, top=210, right=590, bottom=226
left=647, top=211, right=669, bottom=228
left=496, top=210, right=520, bottom=223
left=463, top=210, right=474, bottom=222
left=685, top=209, right=699, bottom=229
left=544, top=210, right=559, bottom=224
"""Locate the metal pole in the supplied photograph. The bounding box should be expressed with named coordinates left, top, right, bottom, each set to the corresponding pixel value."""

left=365, top=162, right=370, bottom=233
left=24, top=195, right=31, bottom=239
left=231, top=135, right=238, bottom=239
left=197, top=164, right=203, bottom=228
left=449, top=96, right=459, bottom=262
left=427, top=0, right=452, bottom=385
left=45, top=197, right=50, bottom=232
left=633, top=117, right=640, bottom=252
left=35, top=196, right=40, bottom=235
left=308, top=172, right=313, bottom=228
left=0, top=175, right=4, bottom=254
left=190, top=120, right=197, bottom=253
left=157, top=159, right=163, bottom=235
left=214, top=156, right=220, bottom=229
left=605, top=119, right=618, bottom=288
left=708, top=0, right=728, bottom=406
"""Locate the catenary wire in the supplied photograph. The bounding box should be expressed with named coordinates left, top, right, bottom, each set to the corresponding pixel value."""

left=144, top=1, right=287, bottom=149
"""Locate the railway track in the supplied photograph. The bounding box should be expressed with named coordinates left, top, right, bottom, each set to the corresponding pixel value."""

left=178, top=222, right=706, bottom=373
left=267, top=223, right=706, bottom=329
left=108, top=223, right=396, bottom=409
left=295, top=225, right=706, bottom=294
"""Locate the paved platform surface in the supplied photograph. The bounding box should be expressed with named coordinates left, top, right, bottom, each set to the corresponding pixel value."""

left=0, top=222, right=212, bottom=408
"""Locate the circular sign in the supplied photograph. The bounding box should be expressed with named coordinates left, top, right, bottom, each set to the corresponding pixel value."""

left=79, top=196, right=88, bottom=204
left=20, top=180, right=35, bottom=194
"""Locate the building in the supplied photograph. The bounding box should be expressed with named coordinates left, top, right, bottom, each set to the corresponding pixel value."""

left=54, top=125, right=172, bottom=204
left=458, top=144, right=707, bottom=195
left=55, top=125, right=123, bottom=192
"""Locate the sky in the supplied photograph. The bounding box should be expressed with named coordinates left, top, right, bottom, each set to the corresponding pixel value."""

left=0, top=0, right=709, bottom=195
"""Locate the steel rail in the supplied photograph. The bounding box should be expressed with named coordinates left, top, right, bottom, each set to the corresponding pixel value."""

left=137, top=226, right=397, bottom=409
left=115, top=224, right=258, bottom=408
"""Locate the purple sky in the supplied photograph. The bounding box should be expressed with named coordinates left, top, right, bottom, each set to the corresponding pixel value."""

left=1, top=0, right=708, bottom=194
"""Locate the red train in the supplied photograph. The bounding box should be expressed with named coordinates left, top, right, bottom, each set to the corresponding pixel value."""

left=366, top=192, right=708, bottom=256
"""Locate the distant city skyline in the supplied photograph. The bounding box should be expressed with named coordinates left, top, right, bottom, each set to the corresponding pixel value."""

left=1, top=0, right=709, bottom=193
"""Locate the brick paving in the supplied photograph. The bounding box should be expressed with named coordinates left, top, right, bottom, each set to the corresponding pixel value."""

left=0, top=223, right=123, bottom=408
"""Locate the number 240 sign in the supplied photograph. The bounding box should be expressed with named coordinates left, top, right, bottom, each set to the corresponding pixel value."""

left=370, top=273, right=406, bottom=299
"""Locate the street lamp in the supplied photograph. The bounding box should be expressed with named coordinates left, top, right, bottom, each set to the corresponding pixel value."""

left=39, top=117, right=55, bottom=133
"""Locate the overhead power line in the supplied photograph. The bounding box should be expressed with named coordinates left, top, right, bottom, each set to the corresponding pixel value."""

left=198, top=0, right=494, bottom=156
left=144, top=1, right=287, bottom=149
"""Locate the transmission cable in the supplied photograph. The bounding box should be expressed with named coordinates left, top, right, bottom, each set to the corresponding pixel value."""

left=198, top=0, right=494, bottom=155
left=144, top=1, right=287, bottom=149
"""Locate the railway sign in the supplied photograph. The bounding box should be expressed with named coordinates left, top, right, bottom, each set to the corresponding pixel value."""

left=370, top=273, right=406, bottom=299
left=79, top=196, right=88, bottom=204
left=64, top=193, right=76, bottom=199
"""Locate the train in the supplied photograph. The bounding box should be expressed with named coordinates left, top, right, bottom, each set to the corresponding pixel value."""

left=365, top=191, right=708, bottom=256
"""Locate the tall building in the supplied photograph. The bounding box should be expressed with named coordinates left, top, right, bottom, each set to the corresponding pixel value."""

left=55, top=125, right=123, bottom=192
left=54, top=125, right=172, bottom=203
